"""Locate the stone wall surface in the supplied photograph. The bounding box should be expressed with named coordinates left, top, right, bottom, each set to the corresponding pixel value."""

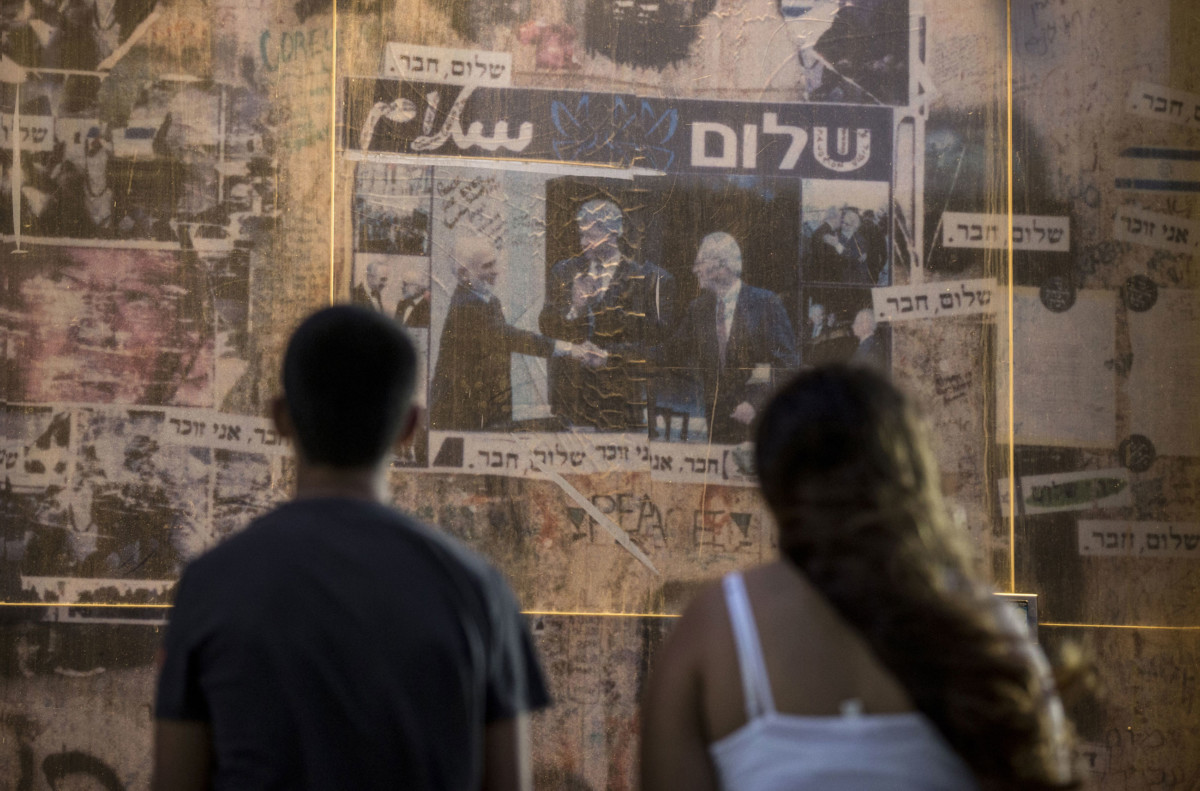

left=0, top=0, right=1196, bottom=787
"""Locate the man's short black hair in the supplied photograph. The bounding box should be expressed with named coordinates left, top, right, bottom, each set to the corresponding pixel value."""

left=282, top=304, right=418, bottom=468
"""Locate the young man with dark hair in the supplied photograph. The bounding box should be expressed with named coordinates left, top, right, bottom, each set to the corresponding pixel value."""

left=152, top=304, right=549, bottom=790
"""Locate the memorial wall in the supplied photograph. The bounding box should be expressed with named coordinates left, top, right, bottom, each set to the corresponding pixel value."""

left=1, top=0, right=1197, bottom=787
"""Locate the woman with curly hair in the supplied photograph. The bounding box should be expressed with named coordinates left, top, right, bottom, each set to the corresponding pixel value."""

left=640, top=365, right=1078, bottom=790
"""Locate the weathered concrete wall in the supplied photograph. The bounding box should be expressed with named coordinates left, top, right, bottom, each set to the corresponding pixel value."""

left=0, top=0, right=1197, bottom=787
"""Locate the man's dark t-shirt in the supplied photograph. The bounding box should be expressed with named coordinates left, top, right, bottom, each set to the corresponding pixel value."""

left=156, top=498, right=550, bottom=790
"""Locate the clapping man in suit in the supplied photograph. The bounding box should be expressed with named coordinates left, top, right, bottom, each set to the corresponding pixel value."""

left=539, top=198, right=675, bottom=431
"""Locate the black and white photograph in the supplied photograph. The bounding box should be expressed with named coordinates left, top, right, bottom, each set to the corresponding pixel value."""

left=1, top=243, right=214, bottom=406
left=801, top=178, right=891, bottom=286
left=351, top=253, right=430, bottom=329
left=0, top=73, right=107, bottom=238
left=799, top=285, right=887, bottom=370
left=0, top=74, right=226, bottom=242
left=571, top=0, right=912, bottom=105
left=353, top=162, right=432, bottom=255
left=0, top=0, right=160, bottom=72
left=71, top=408, right=211, bottom=578
left=212, top=449, right=280, bottom=546
left=538, top=174, right=801, bottom=443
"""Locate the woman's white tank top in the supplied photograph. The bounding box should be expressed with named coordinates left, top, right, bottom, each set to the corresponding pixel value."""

left=707, top=572, right=981, bottom=791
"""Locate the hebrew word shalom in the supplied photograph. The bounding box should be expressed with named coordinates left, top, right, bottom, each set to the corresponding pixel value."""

left=384, top=43, right=512, bottom=86
left=942, top=212, right=1070, bottom=252
left=872, top=278, right=998, bottom=323
left=1113, top=204, right=1200, bottom=255
left=344, top=79, right=892, bottom=177
left=1126, top=80, right=1200, bottom=130
left=0, top=114, right=57, bottom=153
left=676, top=99, right=892, bottom=179
left=997, top=468, right=1131, bottom=517
left=1078, top=520, right=1200, bottom=559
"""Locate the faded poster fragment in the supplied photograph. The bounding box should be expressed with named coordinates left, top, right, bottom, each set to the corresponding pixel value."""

left=997, top=468, right=1132, bottom=517
left=2, top=245, right=213, bottom=407
left=1079, top=521, right=1200, bottom=559
left=1128, top=288, right=1200, bottom=457
left=997, top=288, right=1116, bottom=448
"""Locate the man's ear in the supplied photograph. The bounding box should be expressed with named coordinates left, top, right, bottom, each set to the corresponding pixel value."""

left=271, top=395, right=293, bottom=439
left=394, top=405, right=421, bottom=449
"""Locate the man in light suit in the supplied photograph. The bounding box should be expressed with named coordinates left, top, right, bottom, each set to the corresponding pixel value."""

left=431, top=237, right=603, bottom=431
left=670, top=232, right=798, bottom=444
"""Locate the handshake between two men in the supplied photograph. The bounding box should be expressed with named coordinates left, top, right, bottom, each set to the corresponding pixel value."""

left=563, top=339, right=609, bottom=369
left=428, top=237, right=616, bottom=432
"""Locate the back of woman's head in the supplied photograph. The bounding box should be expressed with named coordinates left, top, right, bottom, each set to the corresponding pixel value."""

left=754, top=366, right=957, bottom=567
left=754, top=366, right=1078, bottom=789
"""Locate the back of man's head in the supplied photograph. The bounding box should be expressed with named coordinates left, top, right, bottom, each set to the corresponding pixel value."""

left=283, top=305, right=417, bottom=468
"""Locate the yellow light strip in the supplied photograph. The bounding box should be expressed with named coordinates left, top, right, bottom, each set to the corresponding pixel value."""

left=0, top=603, right=678, bottom=618
left=328, top=4, right=339, bottom=306
left=1042, top=622, right=1200, bottom=632
left=1005, top=0, right=1017, bottom=594
left=0, top=601, right=1195, bottom=630
left=522, top=610, right=681, bottom=619
left=0, top=602, right=170, bottom=609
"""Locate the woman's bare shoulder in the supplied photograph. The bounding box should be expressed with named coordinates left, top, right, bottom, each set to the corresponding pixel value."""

left=674, top=564, right=784, bottom=636
left=664, top=577, right=729, bottom=655
left=657, top=568, right=762, bottom=671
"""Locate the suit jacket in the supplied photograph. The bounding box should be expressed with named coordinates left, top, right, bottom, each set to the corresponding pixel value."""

left=809, top=225, right=872, bottom=284
left=395, top=294, right=431, bottom=328
left=351, top=283, right=385, bottom=312
left=430, top=284, right=556, bottom=431
left=803, top=327, right=856, bottom=367
left=539, top=254, right=675, bottom=431
left=673, top=284, right=798, bottom=444
left=851, top=332, right=887, bottom=370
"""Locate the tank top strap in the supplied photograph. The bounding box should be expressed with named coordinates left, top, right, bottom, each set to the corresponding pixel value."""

left=721, top=572, right=777, bottom=720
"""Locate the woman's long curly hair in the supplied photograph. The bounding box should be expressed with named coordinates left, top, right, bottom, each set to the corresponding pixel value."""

left=754, top=365, right=1078, bottom=789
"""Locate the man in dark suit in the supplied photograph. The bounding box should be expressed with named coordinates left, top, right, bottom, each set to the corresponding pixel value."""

left=539, top=198, right=675, bottom=432
left=670, top=232, right=798, bottom=444
left=850, top=308, right=887, bottom=370
left=431, top=237, right=603, bottom=431
left=351, top=259, right=389, bottom=312
left=394, top=270, right=431, bottom=328
left=810, top=207, right=871, bottom=284
left=860, top=209, right=889, bottom=285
